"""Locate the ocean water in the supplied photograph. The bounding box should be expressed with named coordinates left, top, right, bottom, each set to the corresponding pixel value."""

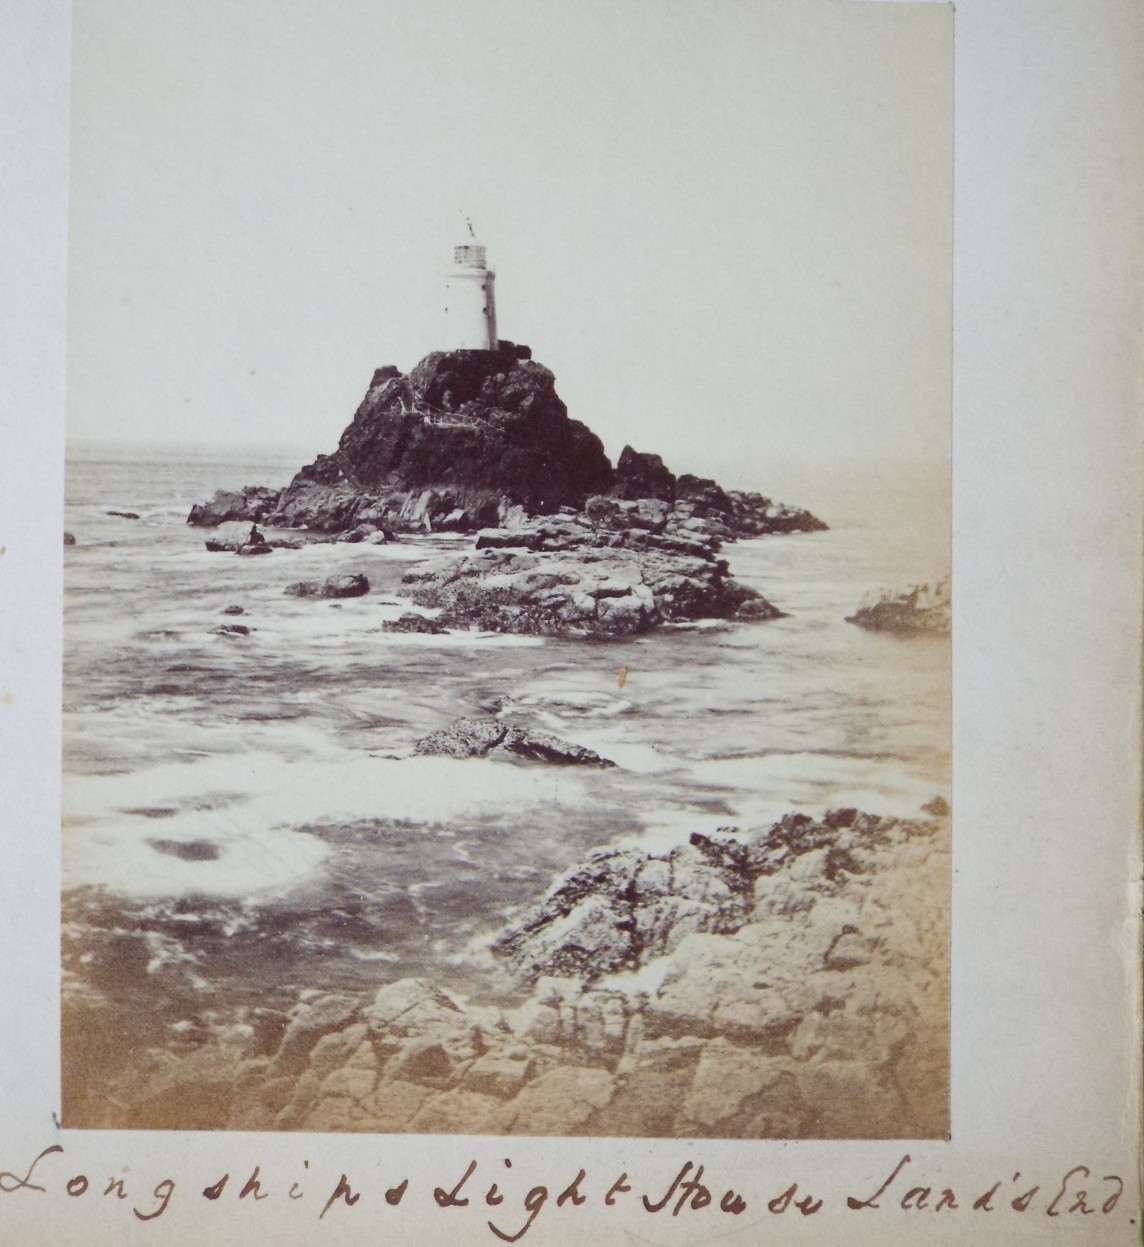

left=61, top=445, right=950, bottom=1105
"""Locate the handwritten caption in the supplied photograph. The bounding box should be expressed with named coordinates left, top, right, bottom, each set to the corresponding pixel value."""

left=0, top=1146, right=1128, bottom=1239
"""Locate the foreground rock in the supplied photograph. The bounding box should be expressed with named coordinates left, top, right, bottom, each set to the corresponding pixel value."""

left=89, top=806, right=949, bottom=1139
left=186, top=348, right=824, bottom=541
left=415, top=717, right=615, bottom=767
left=846, top=577, right=950, bottom=635
left=399, top=500, right=782, bottom=638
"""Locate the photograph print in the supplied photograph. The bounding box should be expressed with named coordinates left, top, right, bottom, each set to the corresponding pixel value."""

left=61, top=0, right=953, bottom=1138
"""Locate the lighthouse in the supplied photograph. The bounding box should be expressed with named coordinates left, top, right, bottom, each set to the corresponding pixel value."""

left=444, top=237, right=497, bottom=350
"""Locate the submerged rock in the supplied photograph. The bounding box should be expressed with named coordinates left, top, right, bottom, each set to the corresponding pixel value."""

left=846, top=576, right=950, bottom=635
left=382, top=611, right=450, bottom=635
left=285, top=573, right=370, bottom=600
left=415, top=716, right=615, bottom=767
left=107, top=509, right=140, bottom=520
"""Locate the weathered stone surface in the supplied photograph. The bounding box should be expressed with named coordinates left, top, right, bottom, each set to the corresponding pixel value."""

left=260, top=349, right=613, bottom=534
left=109, top=809, right=948, bottom=1142
left=188, top=486, right=282, bottom=528
left=270, top=993, right=362, bottom=1077
left=409, top=1087, right=510, bottom=1135
left=381, top=611, right=450, bottom=635
left=362, top=1079, right=435, bottom=1132
left=414, top=716, right=615, bottom=767
left=499, top=1065, right=615, bottom=1135
left=284, top=573, right=370, bottom=599
left=846, top=576, right=950, bottom=635
left=462, top=1050, right=534, bottom=1099
left=204, top=521, right=296, bottom=554
left=493, top=829, right=774, bottom=984
left=309, top=1023, right=369, bottom=1079
left=609, top=446, right=677, bottom=502
left=402, top=509, right=782, bottom=638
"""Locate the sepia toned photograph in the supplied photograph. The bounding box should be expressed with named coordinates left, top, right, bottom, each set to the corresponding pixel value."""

left=61, top=0, right=953, bottom=1139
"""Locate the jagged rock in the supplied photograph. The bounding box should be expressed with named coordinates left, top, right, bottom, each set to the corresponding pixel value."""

left=493, top=830, right=770, bottom=984
left=414, top=716, right=615, bottom=767
left=846, top=577, right=950, bottom=634
left=187, top=348, right=823, bottom=540
left=364, top=978, right=464, bottom=1036
left=675, top=474, right=733, bottom=515
left=261, top=348, right=613, bottom=533
left=188, top=486, right=282, bottom=528
left=609, top=446, right=677, bottom=502
left=401, top=511, right=781, bottom=638
left=269, top=993, right=362, bottom=1077
left=284, top=573, right=370, bottom=599
left=381, top=611, right=450, bottom=635
left=493, top=812, right=935, bottom=990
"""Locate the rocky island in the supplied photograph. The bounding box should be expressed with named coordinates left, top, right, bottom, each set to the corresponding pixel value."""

left=187, top=344, right=825, bottom=637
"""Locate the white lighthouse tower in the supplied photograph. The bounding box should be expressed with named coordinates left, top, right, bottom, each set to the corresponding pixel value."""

left=444, top=231, right=497, bottom=351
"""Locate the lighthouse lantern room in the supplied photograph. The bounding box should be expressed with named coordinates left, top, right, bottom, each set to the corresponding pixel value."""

left=445, top=239, right=498, bottom=350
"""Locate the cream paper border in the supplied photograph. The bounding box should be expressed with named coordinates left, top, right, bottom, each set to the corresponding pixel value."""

left=1, top=0, right=1141, bottom=1243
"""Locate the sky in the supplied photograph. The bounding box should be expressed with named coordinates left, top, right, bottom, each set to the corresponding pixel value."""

left=67, top=0, right=952, bottom=486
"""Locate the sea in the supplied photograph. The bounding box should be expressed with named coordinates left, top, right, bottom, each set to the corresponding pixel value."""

left=61, top=444, right=950, bottom=1111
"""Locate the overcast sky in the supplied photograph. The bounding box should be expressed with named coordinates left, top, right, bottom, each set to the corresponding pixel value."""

left=67, top=0, right=952, bottom=485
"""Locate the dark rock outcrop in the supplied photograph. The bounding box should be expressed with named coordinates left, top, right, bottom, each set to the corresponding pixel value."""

left=63, top=531, right=76, bottom=546
left=188, top=486, right=282, bottom=528
left=263, top=347, right=614, bottom=534
left=609, top=446, right=677, bottom=502
left=382, top=612, right=449, bottom=635
left=204, top=522, right=300, bottom=554
left=414, top=716, right=615, bottom=767
left=846, top=577, right=950, bottom=635
left=107, top=510, right=140, bottom=520
left=285, top=574, right=370, bottom=600
left=186, top=348, right=824, bottom=543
